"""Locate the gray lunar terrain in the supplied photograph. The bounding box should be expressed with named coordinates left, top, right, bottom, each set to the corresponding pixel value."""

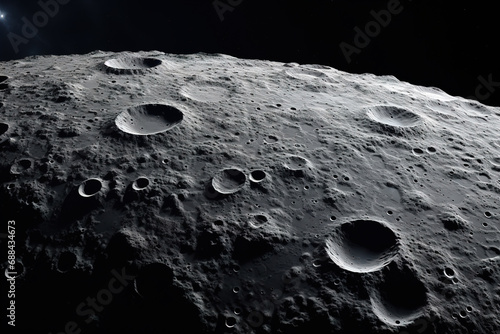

left=0, top=51, right=499, bottom=334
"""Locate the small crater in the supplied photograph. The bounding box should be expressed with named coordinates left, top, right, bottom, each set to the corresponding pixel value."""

left=265, top=135, right=279, bottom=143
left=132, top=176, right=150, bottom=190
left=283, top=155, right=311, bottom=171
left=103, top=57, right=162, bottom=74
left=10, top=158, right=33, bottom=175
left=248, top=213, right=269, bottom=228
left=115, top=104, right=183, bottom=135
left=78, top=178, right=103, bottom=198
left=325, top=219, right=399, bottom=273
left=211, top=168, right=246, bottom=195
left=225, top=316, right=237, bottom=328
left=213, top=219, right=224, bottom=226
left=0, top=76, right=7, bottom=83
left=412, top=148, right=424, bottom=156
left=444, top=267, right=455, bottom=278
left=249, top=170, right=267, bottom=183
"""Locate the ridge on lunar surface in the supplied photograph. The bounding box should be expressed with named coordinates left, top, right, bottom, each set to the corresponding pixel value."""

left=0, top=51, right=499, bottom=334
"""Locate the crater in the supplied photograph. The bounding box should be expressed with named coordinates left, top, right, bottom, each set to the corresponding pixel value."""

left=115, top=104, right=183, bottom=135
left=283, top=155, right=311, bottom=172
left=285, top=67, right=327, bottom=80
left=249, top=170, right=267, bottom=183
left=248, top=213, right=269, bottom=228
left=132, top=176, right=150, bottom=190
left=10, top=158, right=33, bottom=175
left=0, top=76, right=7, bottom=83
left=264, top=135, right=279, bottom=143
left=325, top=219, right=399, bottom=273
left=212, top=168, right=246, bottom=195
left=78, top=178, right=103, bottom=198
left=370, top=266, right=428, bottom=326
left=364, top=105, right=424, bottom=136
left=103, top=57, right=162, bottom=74
left=367, top=105, right=422, bottom=127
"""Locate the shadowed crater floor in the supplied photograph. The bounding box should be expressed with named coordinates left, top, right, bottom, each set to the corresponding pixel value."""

left=325, top=219, right=399, bottom=273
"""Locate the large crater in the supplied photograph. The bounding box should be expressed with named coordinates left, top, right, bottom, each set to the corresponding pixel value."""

left=115, top=104, right=184, bottom=135
left=370, top=266, right=429, bottom=326
left=325, top=219, right=399, bottom=273
left=103, top=57, right=162, bottom=74
left=366, top=105, right=422, bottom=128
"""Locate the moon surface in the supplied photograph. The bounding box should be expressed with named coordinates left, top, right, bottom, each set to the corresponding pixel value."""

left=0, top=51, right=499, bottom=333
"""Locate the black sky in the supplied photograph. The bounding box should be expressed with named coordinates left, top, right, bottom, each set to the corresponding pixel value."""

left=0, top=0, right=498, bottom=106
